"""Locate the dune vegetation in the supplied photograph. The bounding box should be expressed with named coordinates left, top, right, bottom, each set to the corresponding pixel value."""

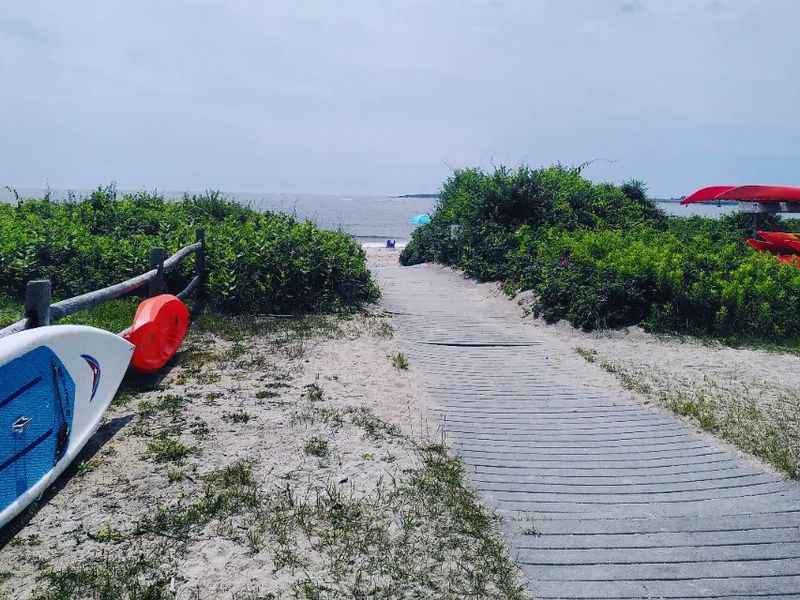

left=401, top=165, right=800, bottom=347
left=0, top=186, right=378, bottom=323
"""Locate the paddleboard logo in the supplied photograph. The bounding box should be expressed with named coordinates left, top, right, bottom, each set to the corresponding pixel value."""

left=81, top=354, right=101, bottom=401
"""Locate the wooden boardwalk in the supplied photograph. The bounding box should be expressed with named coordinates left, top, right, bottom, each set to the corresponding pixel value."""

left=372, top=257, right=800, bottom=600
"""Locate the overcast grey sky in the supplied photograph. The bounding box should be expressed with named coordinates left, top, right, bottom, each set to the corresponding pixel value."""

left=1, top=1, right=798, bottom=196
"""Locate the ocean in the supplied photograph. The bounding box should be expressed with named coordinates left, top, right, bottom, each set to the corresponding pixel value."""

left=230, top=192, right=436, bottom=245
left=654, top=200, right=740, bottom=219
left=0, top=187, right=774, bottom=245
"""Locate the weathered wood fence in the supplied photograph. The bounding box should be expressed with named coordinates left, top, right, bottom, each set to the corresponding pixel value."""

left=0, top=229, right=206, bottom=340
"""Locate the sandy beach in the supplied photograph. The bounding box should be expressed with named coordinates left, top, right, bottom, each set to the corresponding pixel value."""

left=0, top=312, right=427, bottom=597
left=2, top=248, right=798, bottom=598
left=0, top=292, right=525, bottom=598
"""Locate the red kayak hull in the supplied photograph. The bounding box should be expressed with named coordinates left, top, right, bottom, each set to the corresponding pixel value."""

left=778, top=255, right=800, bottom=268
left=716, top=185, right=800, bottom=203
left=681, top=186, right=737, bottom=205
left=757, top=231, right=800, bottom=250
left=746, top=239, right=783, bottom=254
left=123, top=294, right=190, bottom=374
left=682, top=184, right=800, bottom=205
left=746, top=233, right=800, bottom=269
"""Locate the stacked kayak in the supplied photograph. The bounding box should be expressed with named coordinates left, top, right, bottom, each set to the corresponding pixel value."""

left=0, top=293, right=190, bottom=528
left=682, top=184, right=800, bottom=205
left=683, top=184, right=800, bottom=269
left=746, top=231, right=800, bottom=268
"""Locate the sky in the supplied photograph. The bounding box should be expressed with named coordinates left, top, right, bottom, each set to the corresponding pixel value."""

left=1, top=1, right=798, bottom=197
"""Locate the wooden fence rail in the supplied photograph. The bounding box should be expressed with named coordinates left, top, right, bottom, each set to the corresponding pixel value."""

left=0, top=229, right=206, bottom=340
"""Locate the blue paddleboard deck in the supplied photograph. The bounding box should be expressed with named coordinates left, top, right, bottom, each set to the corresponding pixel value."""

left=0, top=346, right=75, bottom=514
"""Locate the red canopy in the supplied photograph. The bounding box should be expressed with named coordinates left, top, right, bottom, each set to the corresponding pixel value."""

left=681, top=184, right=800, bottom=205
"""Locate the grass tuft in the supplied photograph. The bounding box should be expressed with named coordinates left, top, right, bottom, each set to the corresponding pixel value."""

left=139, top=394, right=187, bottom=418
left=144, top=434, right=194, bottom=464
left=59, top=297, right=139, bottom=335
left=136, top=461, right=258, bottom=539
left=31, top=554, right=172, bottom=600
left=76, top=458, right=101, bottom=477
left=575, top=346, right=597, bottom=363
left=599, top=360, right=652, bottom=395
left=346, top=406, right=403, bottom=440
left=223, top=411, right=253, bottom=424
left=303, top=382, right=325, bottom=402
left=303, top=437, right=330, bottom=458
left=390, top=352, right=410, bottom=370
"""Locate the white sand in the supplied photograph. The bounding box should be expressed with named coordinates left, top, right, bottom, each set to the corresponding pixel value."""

left=0, top=313, right=436, bottom=598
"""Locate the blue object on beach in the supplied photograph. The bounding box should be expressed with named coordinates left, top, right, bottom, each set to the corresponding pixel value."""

left=410, top=214, right=431, bottom=225
left=0, top=346, right=75, bottom=516
left=386, top=239, right=396, bottom=248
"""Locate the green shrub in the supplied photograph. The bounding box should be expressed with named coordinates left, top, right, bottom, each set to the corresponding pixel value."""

left=403, top=164, right=800, bottom=346
left=510, top=226, right=800, bottom=343
left=0, top=294, right=21, bottom=329
left=400, top=165, right=665, bottom=279
left=0, top=187, right=378, bottom=315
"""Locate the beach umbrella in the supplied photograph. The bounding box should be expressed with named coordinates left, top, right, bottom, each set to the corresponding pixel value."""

left=410, top=214, right=431, bottom=225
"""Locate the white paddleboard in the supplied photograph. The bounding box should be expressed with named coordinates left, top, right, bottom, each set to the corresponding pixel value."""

left=0, top=325, right=134, bottom=528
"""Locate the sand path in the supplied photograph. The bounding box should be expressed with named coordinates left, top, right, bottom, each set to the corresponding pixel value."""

left=369, top=249, right=800, bottom=600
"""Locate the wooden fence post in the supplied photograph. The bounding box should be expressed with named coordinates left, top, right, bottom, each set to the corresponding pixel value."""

left=24, top=279, right=51, bottom=329
left=149, top=248, right=166, bottom=297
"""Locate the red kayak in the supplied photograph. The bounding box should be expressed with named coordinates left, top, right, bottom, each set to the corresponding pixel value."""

left=746, top=239, right=783, bottom=254
left=682, top=184, right=800, bottom=205
left=681, top=186, right=737, bottom=204
left=716, top=185, right=800, bottom=203
left=123, top=294, right=190, bottom=373
left=746, top=232, right=800, bottom=270
left=757, top=231, right=800, bottom=250
left=778, top=255, right=800, bottom=267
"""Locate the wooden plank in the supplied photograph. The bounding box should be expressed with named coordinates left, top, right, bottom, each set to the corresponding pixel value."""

left=372, top=255, right=800, bottom=600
